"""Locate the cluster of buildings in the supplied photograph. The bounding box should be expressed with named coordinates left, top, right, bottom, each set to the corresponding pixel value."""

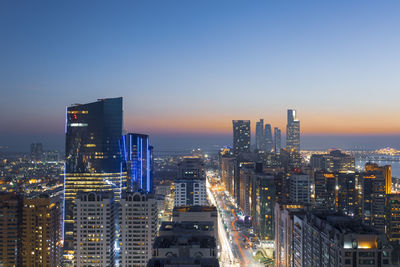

left=220, top=109, right=398, bottom=266
left=0, top=97, right=161, bottom=267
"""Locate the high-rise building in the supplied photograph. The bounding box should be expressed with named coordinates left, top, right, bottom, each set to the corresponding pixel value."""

left=119, top=192, right=158, bottom=267
left=74, top=192, right=116, bottom=267
left=232, top=120, right=250, bottom=156
left=313, top=171, right=337, bottom=211
left=219, top=147, right=235, bottom=196
left=147, top=221, right=219, bottom=267
left=274, top=127, right=281, bottom=154
left=0, top=193, right=22, bottom=267
left=337, top=173, right=361, bottom=217
left=289, top=173, right=311, bottom=204
left=121, top=133, right=153, bottom=192
left=174, top=157, right=207, bottom=206
left=386, top=194, right=400, bottom=242
left=233, top=152, right=258, bottom=206
left=361, top=170, right=387, bottom=233
left=264, top=124, right=273, bottom=152
left=64, top=97, right=125, bottom=251
left=365, top=163, right=392, bottom=194
left=239, top=161, right=255, bottom=216
left=30, top=143, right=43, bottom=162
left=21, top=193, right=62, bottom=267
left=255, top=119, right=265, bottom=151
left=275, top=204, right=393, bottom=267
left=252, top=172, right=276, bottom=240
left=286, top=109, right=300, bottom=152
left=274, top=203, right=305, bottom=267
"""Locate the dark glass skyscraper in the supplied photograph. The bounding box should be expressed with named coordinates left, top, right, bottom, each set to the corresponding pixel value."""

left=64, top=97, right=125, bottom=253
left=255, top=119, right=265, bottom=151
left=121, top=133, right=153, bottom=193
left=264, top=124, right=273, bottom=152
left=232, top=120, right=250, bottom=156
left=274, top=127, right=281, bottom=153
left=286, top=109, right=300, bottom=152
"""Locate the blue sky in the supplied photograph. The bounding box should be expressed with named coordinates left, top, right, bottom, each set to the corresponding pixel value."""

left=1, top=0, right=400, bottom=151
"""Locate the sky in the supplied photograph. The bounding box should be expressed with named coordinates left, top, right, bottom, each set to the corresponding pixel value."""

left=1, top=0, right=400, bottom=151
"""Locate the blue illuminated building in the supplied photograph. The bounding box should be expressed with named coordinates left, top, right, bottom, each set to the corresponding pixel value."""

left=121, top=133, right=153, bottom=193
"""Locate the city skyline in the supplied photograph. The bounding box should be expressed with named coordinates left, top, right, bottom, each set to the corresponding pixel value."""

left=1, top=1, right=400, bottom=152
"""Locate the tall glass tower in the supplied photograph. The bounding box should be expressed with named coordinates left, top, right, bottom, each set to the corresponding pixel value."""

left=63, top=97, right=125, bottom=254
left=121, top=133, right=153, bottom=193
left=264, top=124, right=273, bottom=152
left=232, top=120, right=250, bottom=156
left=274, top=127, right=281, bottom=154
left=255, top=119, right=265, bottom=151
left=286, top=109, right=300, bottom=152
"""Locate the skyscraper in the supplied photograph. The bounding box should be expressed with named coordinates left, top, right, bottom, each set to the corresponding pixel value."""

left=274, top=127, right=281, bottom=153
left=0, top=193, right=22, bottom=267
left=121, top=133, right=153, bottom=193
left=64, top=97, right=125, bottom=252
left=264, top=124, right=273, bottom=152
left=21, top=193, right=62, bottom=267
left=255, top=119, right=265, bottom=151
left=286, top=109, right=300, bottom=152
left=232, top=120, right=250, bottom=156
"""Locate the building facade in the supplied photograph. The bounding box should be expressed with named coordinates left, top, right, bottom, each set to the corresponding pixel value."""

left=0, top=193, right=22, bottom=267
left=121, top=133, right=153, bottom=193
left=264, top=124, right=273, bottom=152
left=274, top=127, right=281, bottom=154
left=64, top=97, right=125, bottom=252
left=119, top=192, right=158, bottom=267
left=255, top=119, right=265, bottom=151
left=232, top=120, right=250, bottom=156
left=73, top=192, right=116, bottom=267
left=174, top=157, right=207, bottom=207
left=286, top=109, right=300, bottom=152
left=21, top=193, right=62, bottom=267
left=289, top=174, right=311, bottom=204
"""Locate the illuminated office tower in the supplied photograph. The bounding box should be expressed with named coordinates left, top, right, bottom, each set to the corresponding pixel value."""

left=274, top=127, right=281, bottom=153
left=21, top=193, right=62, bottom=267
left=64, top=97, right=125, bottom=252
left=0, top=193, right=22, bottom=266
left=74, top=192, right=116, bottom=267
left=119, top=192, right=158, bottom=267
left=255, top=119, right=265, bottom=151
left=264, top=124, right=273, bottom=152
left=286, top=109, right=300, bottom=152
left=365, top=163, right=392, bottom=194
left=121, top=133, right=153, bottom=192
left=232, top=120, right=250, bottom=156
left=174, top=157, right=207, bottom=207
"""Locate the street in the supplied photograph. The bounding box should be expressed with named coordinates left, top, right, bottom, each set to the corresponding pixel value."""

left=206, top=172, right=264, bottom=267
